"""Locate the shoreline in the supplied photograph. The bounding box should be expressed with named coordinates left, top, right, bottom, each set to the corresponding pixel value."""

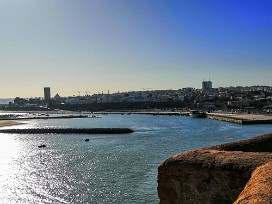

left=1, top=110, right=272, bottom=125
left=0, top=120, right=23, bottom=127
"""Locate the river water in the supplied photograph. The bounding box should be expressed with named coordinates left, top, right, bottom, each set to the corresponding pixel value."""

left=0, top=114, right=272, bottom=204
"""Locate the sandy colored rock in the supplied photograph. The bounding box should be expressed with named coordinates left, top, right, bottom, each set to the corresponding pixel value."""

left=0, top=120, right=22, bottom=127
left=158, top=132, right=272, bottom=204
left=234, top=161, right=272, bottom=204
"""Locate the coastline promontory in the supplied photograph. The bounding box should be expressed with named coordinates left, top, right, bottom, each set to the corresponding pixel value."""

left=158, top=132, right=272, bottom=204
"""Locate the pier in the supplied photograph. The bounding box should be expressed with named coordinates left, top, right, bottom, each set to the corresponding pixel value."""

left=95, top=111, right=190, bottom=116
left=207, top=112, right=272, bottom=125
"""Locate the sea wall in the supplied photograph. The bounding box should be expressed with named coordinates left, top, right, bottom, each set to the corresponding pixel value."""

left=207, top=114, right=243, bottom=124
left=207, top=113, right=272, bottom=125
left=158, top=133, right=272, bottom=204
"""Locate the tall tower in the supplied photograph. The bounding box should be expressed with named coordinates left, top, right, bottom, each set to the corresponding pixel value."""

left=202, top=80, right=212, bottom=91
left=44, top=87, right=51, bottom=100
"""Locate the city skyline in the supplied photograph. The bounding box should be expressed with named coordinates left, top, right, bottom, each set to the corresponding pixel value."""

left=1, top=0, right=272, bottom=98
left=4, top=83, right=272, bottom=100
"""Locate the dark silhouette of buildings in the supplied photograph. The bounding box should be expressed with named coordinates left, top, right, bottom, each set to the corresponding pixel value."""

left=202, top=80, right=212, bottom=91
left=44, top=87, right=51, bottom=101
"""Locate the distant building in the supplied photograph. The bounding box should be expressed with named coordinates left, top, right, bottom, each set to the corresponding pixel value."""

left=202, top=80, right=212, bottom=91
left=44, top=87, right=51, bottom=100
left=54, top=93, right=61, bottom=101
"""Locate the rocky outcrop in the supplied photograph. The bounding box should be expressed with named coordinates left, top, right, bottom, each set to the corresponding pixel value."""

left=158, top=133, right=272, bottom=204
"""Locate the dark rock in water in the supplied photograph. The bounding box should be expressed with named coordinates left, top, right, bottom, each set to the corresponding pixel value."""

left=85, top=139, right=90, bottom=142
left=38, top=144, right=46, bottom=148
left=0, top=128, right=134, bottom=134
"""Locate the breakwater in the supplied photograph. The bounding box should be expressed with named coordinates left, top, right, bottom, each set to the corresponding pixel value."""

left=0, top=128, right=134, bottom=134
left=158, top=132, right=272, bottom=204
left=95, top=111, right=190, bottom=116
left=134, top=112, right=189, bottom=116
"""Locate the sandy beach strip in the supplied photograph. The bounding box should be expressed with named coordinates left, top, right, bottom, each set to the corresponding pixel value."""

left=0, top=120, right=23, bottom=127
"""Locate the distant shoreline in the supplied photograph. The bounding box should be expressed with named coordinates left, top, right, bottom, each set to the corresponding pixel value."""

left=1, top=110, right=272, bottom=125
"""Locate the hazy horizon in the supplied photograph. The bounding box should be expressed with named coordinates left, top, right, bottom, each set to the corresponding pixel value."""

left=1, top=0, right=272, bottom=98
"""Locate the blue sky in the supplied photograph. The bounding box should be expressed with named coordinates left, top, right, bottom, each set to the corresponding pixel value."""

left=0, top=0, right=271, bottom=97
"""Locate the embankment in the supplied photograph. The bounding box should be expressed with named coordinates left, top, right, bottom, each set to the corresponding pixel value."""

left=158, top=132, right=272, bottom=204
left=0, top=128, right=134, bottom=134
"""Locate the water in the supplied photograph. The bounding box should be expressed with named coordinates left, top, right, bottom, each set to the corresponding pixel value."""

left=0, top=98, right=14, bottom=104
left=0, top=114, right=272, bottom=203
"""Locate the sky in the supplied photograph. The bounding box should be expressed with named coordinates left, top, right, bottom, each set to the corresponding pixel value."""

left=0, top=0, right=272, bottom=98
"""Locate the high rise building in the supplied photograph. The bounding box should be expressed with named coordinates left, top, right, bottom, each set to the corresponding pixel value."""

left=44, top=87, right=51, bottom=100
left=202, top=80, right=212, bottom=91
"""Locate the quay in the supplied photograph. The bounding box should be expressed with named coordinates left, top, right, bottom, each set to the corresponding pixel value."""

left=95, top=111, right=190, bottom=116
left=207, top=112, right=272, bottom=124
left=133, top=111, right=189, bottom=116
left=0, top=128, right=134, bottom=134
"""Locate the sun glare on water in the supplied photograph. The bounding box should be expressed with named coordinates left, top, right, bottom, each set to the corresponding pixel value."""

left=0, top=134, right=25, bottom=201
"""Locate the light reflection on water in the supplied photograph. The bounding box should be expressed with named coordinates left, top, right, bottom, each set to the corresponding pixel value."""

left=0, top=114, right=272, bottom=203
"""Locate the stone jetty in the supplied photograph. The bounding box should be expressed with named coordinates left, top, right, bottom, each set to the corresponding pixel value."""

left=95, top=111, right=190, bottom=116
left=207, top=112, right=272, bottom=124
left=0, top=128, right=134, bottom=134
left=158, top=132, right=272, bottom=204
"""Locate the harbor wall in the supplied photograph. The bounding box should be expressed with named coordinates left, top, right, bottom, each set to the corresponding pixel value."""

left=158, top=133, right=272, bottom=204
left=207, top=113, right=272, bottom=124
left=207, top=114, right=243, bottom=124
